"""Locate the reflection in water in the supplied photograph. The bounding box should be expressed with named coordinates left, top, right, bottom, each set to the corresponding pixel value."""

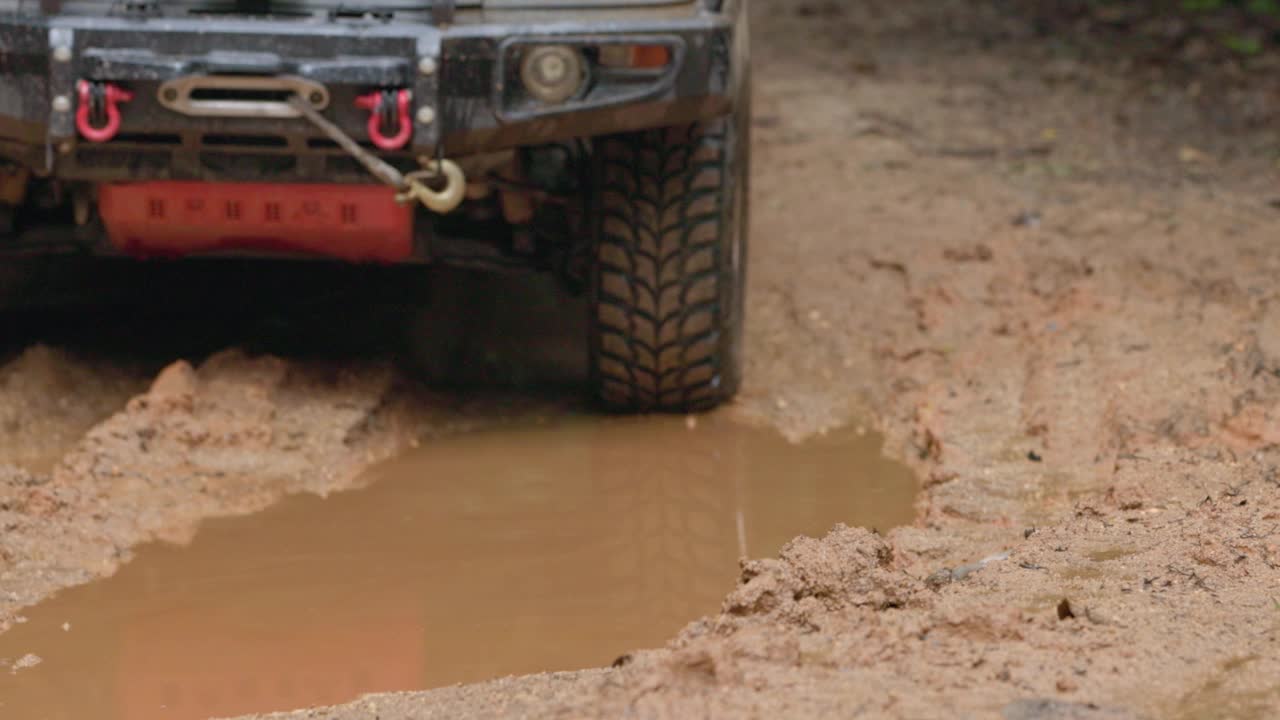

left=0, top=414, right=917, bottom=720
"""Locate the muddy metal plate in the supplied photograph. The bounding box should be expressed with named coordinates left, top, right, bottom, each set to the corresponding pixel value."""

left=37, top=17, right=443, bottom=153
left=97, top=182, right=414, bottom=263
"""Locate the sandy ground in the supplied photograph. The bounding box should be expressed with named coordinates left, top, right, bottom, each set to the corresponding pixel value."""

left=4, top=0, right=1280, bottom=718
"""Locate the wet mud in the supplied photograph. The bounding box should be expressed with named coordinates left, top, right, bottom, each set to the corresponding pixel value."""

left=0, top=416, right=914, bottom=720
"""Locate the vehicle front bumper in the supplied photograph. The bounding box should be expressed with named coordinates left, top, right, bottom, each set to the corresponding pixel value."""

left=0, top=8, right=740, bottom=183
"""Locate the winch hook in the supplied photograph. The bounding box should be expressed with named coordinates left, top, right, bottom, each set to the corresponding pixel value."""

left=397, top=158, right=466, bottom=214
left=288, top=94, right=465, bottom=215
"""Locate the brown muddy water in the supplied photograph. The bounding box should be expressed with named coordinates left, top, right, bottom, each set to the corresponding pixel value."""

left=0, top=413, right=917, bottom=720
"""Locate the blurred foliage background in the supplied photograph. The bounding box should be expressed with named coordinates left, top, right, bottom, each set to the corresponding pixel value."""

left=1030, top=0, right=1280, bottom=58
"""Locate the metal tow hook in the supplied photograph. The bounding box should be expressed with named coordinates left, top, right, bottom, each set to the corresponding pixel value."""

left=287, top=94, right=465, bottom=215
left=398, top=159, right=466, bottom=214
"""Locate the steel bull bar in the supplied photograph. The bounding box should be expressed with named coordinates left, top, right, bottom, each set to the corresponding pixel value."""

left=0, top=8, right=739, bottom=184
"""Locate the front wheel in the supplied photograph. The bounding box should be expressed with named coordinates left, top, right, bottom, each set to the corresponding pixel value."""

left=586, top=109, right=749, bottom=413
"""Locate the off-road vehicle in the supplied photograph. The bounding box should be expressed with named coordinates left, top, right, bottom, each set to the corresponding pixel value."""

left=0, top=0, right=750, bottom=412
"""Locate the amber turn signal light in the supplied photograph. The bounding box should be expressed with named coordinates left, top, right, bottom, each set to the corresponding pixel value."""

left=597, top=44, right=672, bottom=69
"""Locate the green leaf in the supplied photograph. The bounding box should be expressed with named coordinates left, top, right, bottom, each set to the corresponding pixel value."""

left=1247, top=0, right=1280, bottom=16
left=1223, top=34, right=1263, bottom=54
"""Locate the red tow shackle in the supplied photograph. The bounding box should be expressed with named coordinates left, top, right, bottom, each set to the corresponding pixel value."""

left=76, top=80, right=133, bottom=143
left=354, top=89, right=413, bottom=151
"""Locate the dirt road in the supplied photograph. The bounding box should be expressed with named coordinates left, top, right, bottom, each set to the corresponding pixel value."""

left=4, top=1, right=1280, bottom=718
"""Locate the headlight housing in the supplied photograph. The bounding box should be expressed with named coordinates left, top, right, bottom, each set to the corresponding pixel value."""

left=519, top=45, right=587, bottom=105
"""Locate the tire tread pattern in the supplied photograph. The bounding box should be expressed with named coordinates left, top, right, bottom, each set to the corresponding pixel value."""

left=590, top=121, right=739, bottom=412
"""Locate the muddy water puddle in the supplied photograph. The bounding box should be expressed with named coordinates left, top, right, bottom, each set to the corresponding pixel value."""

left=0, top=413, right=916, bottom=720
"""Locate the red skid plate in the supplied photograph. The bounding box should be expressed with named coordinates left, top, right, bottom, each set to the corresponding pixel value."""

left=98, top=182, right=414, bottom=263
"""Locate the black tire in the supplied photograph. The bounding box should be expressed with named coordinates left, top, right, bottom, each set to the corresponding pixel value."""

left=587, top=98, right=750, bottom=413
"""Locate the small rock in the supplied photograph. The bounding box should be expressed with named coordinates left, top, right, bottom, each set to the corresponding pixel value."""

left=953, top=551, right=1010, bottom=581
left=1057, top=598, right=1076, bottom=620
left=1178, top=145, right=1208, bottom=164
left=925, top=568, right=954, bottom=589
left=10, top=653, right=41, bottom=673
left=1013, top=210, right=1042, bottom=228
left=1083, top=606, right=1110, bottom=626
left=1003, top=698, right=1136, bottom=720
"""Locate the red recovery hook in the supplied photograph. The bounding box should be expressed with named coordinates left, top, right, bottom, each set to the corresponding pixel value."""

left=355, top=89, right=413, bottom=151
left=76, top=80, right=133, bottom=143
